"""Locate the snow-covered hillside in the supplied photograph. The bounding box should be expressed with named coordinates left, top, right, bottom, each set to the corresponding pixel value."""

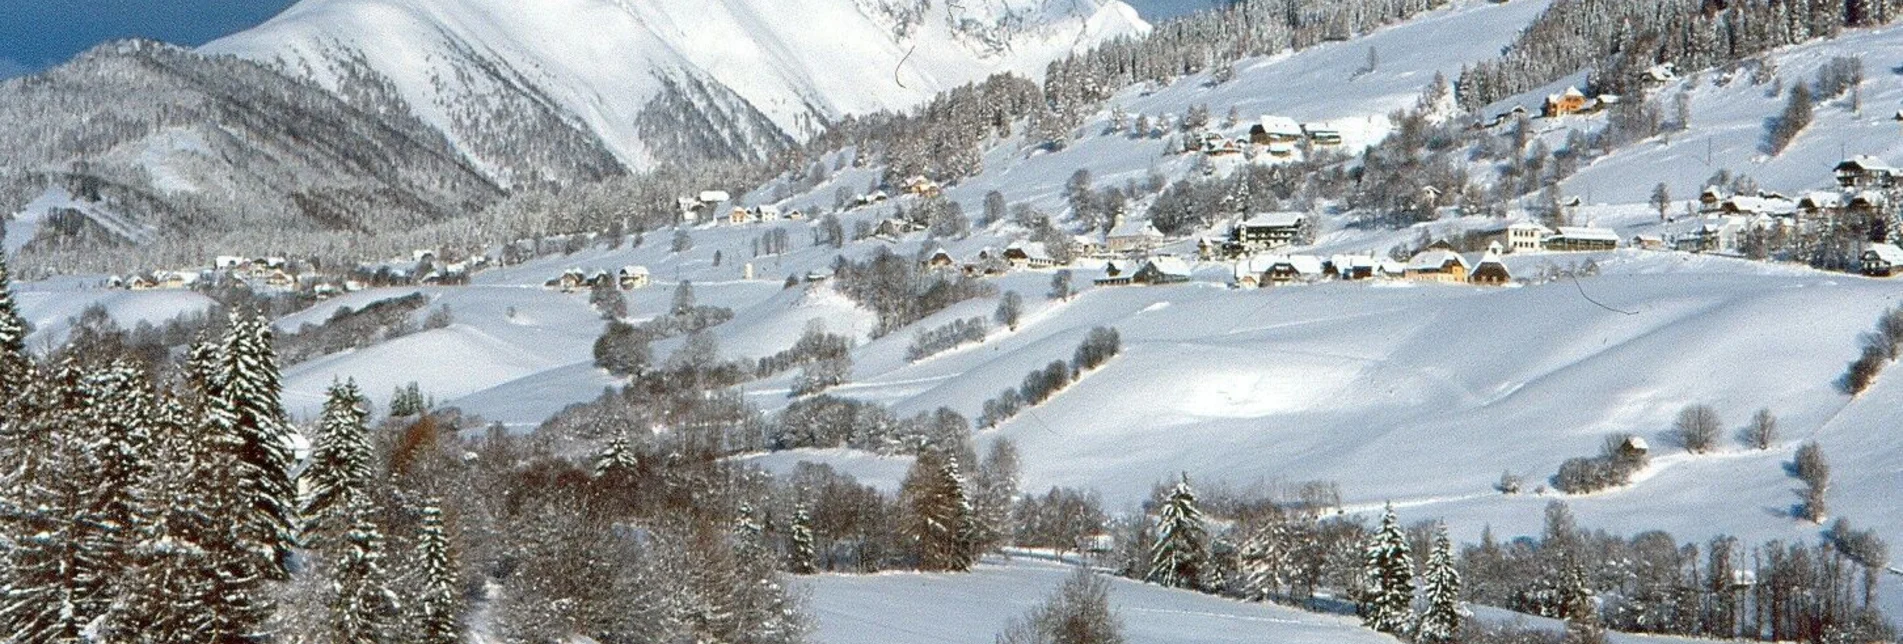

left=804, top=556, right=1736, bottom=643
left=202, top=0, right=1149, bottom=180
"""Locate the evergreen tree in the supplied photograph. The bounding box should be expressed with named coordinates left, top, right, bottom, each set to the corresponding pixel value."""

left=0, top=252, right=31, bottom=402
left=1358, top=504, right=1416, bottom=634
left=1417, top=523, right=1462, bottom=644
left=412, top=500, right=462, bottom=644
left=330, top=497, right=398, bottom=644
left=1237, top=519, right=1291, bottom=601
left=303, top=379, right=372, bottom=543
left=900, top=450, right=979, bottom=571
left=209, top=311, right=298, bottom=582
left=1558, top=556, right=1603, bottom=643
left=1145, top=473, right=1208, bottom=590
left=592, top=429, right=640, bottom=480
left=788, top=504, right=818, bottom=575
left=106, top=393, right=240, bottom=643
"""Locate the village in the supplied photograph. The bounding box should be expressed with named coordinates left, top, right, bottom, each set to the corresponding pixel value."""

left=97, top=119, right=1903, bottom=304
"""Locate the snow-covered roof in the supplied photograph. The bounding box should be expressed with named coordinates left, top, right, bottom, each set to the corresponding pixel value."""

left=1552, top=226, right=1619, bottom=242
left=698, top=190, right=731, bottom=203
left=1798, top=191, right=1843, bottom=208
left=620, top=265, right=650, bottom=276
left=1838, top=155, right=1895, bottom=173
left=1143, top=256, right=1192, bottom=277
left=1006, top=240, right=1053, bottom=261
left=1721, top=196, right=1796, bottom=215
left=1257, top=115, right=1301, bottom=136
left=1852, top=190, right=1888, bottom=206
left=1506, top=221, right=1553, bottom=234
left=1407, top=250, right=1468, bottom=271
left=755, top=204, right=781, bottom=216
left=1239, top=212, right=1306, bottom=229
left=1236, top=253, right=1323, bottom=278
left=1866, top=243, right=1903, bottom=264
left=1108, top=218, right=1163, bottom=239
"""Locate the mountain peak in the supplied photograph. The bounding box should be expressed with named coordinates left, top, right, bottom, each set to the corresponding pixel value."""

left=202, top=0, right=1148, bottom=182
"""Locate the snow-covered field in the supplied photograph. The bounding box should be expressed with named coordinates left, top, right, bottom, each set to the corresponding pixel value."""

left=802, top=556, right=1734, bottom=644
left=21, top=0, right=1903, bottom=636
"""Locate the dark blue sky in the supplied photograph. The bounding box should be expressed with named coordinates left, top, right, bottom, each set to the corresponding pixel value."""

left=0, top=0, right=1218, bottom=79
left=0, top=0, right=298, bottom=77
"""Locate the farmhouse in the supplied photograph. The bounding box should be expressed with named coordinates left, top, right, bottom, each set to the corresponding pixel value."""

left=1546, top=226, right=1619, bottom=252
left=1106, top=218, right=1165, bottom=253
left=1467, top=251, right=1512, bottom=285
left=925, top=247, right=957, bottom=269
left=1249, top=115, right=1304, bottom=145
left=1719, top=195, right=1796, bottom=218
left=1233, top=212, right=1309, bottom=251
left=1836, top=156, right=1896, bottom=189
left=1004, top=241, right=1059, bottom=269
left=1325, top=254, right=1402, bottom=280
left=900, top=176, right=941, bottom=196
left=1093, top=259, right=1138, bottom=286
left=1476, top=221, right=1552, bottom=254
left=618, top=265, right=651, bottom=289
left=1405, top=250, right=1469, bottom=283
left=548, top=268, right=588, bottom=292
left=752, top=205, right=781, bottom=221
left=1862, top=244, right=1903, bottom=277
left=730, top=207, right=753, bottom=225
left=1543, top=86, right=1588, bottom=117
left=1796, top=191, right=1843, bottom=218
left=1132, top=257, right=1193, bottom=285
left=1233, top=253, right=1322, bottom=287
left=1303, top=123, right=1343, bottom=146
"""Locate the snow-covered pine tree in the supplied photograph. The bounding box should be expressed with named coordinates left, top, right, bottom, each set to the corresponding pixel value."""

left=1237, top=518, right=1292, bottom=602
left=1417, top=523, right=1463, bottom=644
left=0, top=252, right=31, bottom=402
left=1358, top=503, right=1416, bottom=634
left=303, top=378, right=372, bottom=544
left=330, top=496, right=398, bottom=644
left=208, top=310, right=299, bottom=581
left=1146, top=473, right=1208, bottom=590
left=412, top=499, right=462, bottom=644
left=593, top=428, right=640, bottom=479
left=788, top=503, right=818, bottom=574
left=1558, top=556, right=1603, bottom=644
left=104, top=392, right=235, bottom=642
left=900, top=449, right=980, bottom=571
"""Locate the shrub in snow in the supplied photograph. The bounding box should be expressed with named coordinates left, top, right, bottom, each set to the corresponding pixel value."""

left=1672, top=404, right=1721, bottom=453
left=996, top=566, right=1125, bottom=644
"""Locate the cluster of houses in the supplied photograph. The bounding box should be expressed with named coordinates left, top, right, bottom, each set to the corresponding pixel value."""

left=1669, top=156, right=1901, bottom=259
left=677, top=175, right=942, bottom=226
left=109, top=255, right=303, bottom=293
left=544, top=265, right=653, bottom=292
left=1191, top=115, right=1345, bottom=158
left=108, top=248, right=487, bottom=298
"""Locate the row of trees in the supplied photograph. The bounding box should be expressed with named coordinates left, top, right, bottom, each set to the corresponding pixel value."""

left=1455, top=0, right=1901, bottom=111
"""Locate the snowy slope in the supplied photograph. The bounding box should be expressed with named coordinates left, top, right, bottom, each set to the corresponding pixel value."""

left=1525, top=22, right=1903, bottom=205
left=804, top=556, right=1734, bottom=644
left=202, top=0, right=1149, bottom=177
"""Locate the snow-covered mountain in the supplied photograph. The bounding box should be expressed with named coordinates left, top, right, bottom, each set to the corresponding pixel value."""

left=201, top=0, right=1150, bottom=186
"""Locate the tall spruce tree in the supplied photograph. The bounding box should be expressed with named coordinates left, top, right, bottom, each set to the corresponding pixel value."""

left=788, top=504, right=818, bottom=575
left=105, top=393, right=231, bottom=643
left=303, top=379, right=372, bottom=543
left=209, top=311, right=299, bottom=581
left=330, top=497, right=398, bottom=644
left=1417, top=523, right=1462, bottom=643
left=900, top=449, right=979, bottom=571
left=1359, top=504, right=1416, bottom=634
left=1146, top=473, right=1208, bottom=590
left=0, top=252, right=30, bottom=403
left=412, top=500, right=462, bottom=644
